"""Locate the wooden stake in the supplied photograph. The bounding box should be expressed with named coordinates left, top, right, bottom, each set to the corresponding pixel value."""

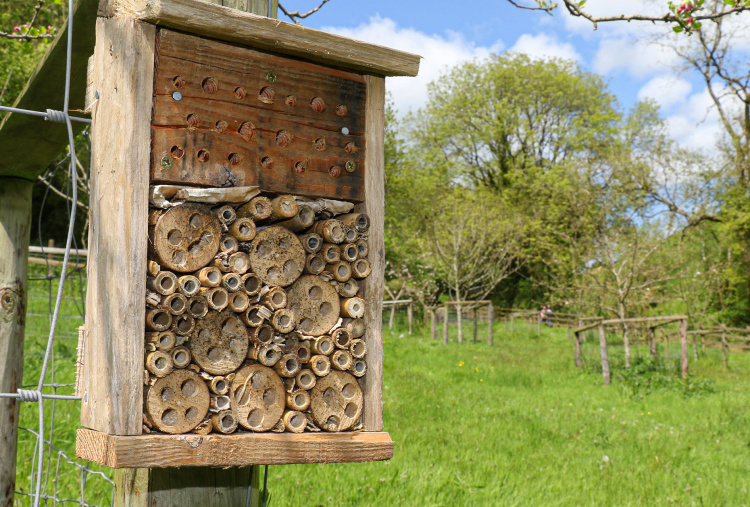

left=473, top=308, right=478, bottom=342
left=430, top=308, right=436, bottom=340
left=407, top=301, right=413, bottom=335
left=598, top=324, right=610, bottom=385
left=0, top=178, right=32, bottom=507
left=721, top=326, right=728, bottom=370
left=623, top=324, right=631, bottom=369
left=487, top=303, right=494, bottom=346
left=649, top=327, right=656, bottom=358
left=680, top=318, right=688, bottom=380
left=443, top=303, right=449, bottom=346
left=574, top=331, right=582, bottom=368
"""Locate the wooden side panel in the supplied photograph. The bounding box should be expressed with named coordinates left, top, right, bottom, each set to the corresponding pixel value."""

left=81, top=17, right=155, bottom=435
left=357, top=75, right=385, bottom=432
left=151, top=29, right=366, bottom=201
left=77, top=428, right=394, bottom=468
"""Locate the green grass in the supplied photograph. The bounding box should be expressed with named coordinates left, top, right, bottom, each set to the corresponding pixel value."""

left=14, top=287, right=750, bottom=506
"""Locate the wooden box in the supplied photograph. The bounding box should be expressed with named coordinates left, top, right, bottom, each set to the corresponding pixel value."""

left=75, top=0, right=419, bottom=468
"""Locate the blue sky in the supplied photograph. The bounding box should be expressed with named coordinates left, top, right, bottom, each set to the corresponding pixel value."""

left=292, top=0, right=750, bottom=151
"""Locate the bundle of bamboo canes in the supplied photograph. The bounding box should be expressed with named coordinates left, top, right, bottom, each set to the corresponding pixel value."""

left=143, top=194, right=370, bottom=435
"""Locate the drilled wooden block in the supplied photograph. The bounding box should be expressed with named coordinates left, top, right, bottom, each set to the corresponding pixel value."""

left=151, top=29, right=366, bottom=201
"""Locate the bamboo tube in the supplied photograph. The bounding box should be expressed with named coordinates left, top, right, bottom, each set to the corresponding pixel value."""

left=310, top=355, right=331, bottom=376
left=338, top=213, right=370, bottom=232
left=243, top=304, right=271, bottom=327
left=275, top=354, right=301, bottom=378
left=241, top=273, right=262, bottom=296
left=192, top=417, right=213, bottom=435
left=227, top=252, right=250, bottom=274
left=299, top=233, right=324, bottom=254
left=209, top=376, right=230, bottom=395
left=352, top=259, right=371, bottom=279
left=304, top=253, right=326, bottom=275
left=352, top=359, right=367, bottom=378
left=341, top=297, right=365, bottom=318
left=205, top=287, right=229, bottom=311
left=331, top=350, right=353, bottom=371
left=312, top=219, right=345, bottom=244
left=210, top=394, right=231, bottom=412
left=277, top=205, right=314, bottom=232
left=355, top=238, right=368, bottom=259
left=196, top=266, right=222, bottom=287
left=147, top=260, right=161, bottom=277
left=255, top=344, right=282, bottom=367
left=250, top=324, right=275, bottom=346
left=146, top=331, right=176, bottom=352
left=219, top=235, right=239, bottom=254
left=262, top=287, right=287, bottom=310
left=337, top=279, right=359, bottom=298
left=178, top=274, right=201, bottom=297
left=269, top=195, right=299, bottom=221
left=187, top=295, right=208, bottom=319
left=215, top=205, right=237, bottom=227
left=146, top=351, right=173, bottom=378
left=211, top=410, right=238, bottom=434
left=278, top=331, right=301, bottom=354
left=229, top=216, right=256, bottom=241
left=343, top=226, right=357, bottom=243
left=221, top=272, right=242, bottom=292
left=148, top=209, right=163, bottom=226
left=283, top=410, right=307, bottom=433
left=286, top=390, right=311, bottom=411
left=321, top=244, right=341, bottom=263
left=170, top=346, right=191, bottom=369
left=341, top=243, right=359, bottom=263
left=147, top=271, right=178, bottom=295
left=163, top=293, right=187, bottom=315
left=212, top=256, right=231, bottom=272
left=228, top=291, right=250, bottom=313
left=311, top=336, right=334, bottom=356
left=172, top=314, right=195, bottom=335
left=341, top=318, right=366, bottom=338
left=332, top=328, right=352, bottom=349
left=349, top=338, right=366, bottom=359
left=146, top=309, right=172, bottom=332
left=271, top=309, right=296, bottom=333
left=295, top=341, right=311, bottom=364
left=296, top=369, right=316, bottom=390
left=237, top=196, right=272, bottom=221
left=327, top=261, right=352, bottom=282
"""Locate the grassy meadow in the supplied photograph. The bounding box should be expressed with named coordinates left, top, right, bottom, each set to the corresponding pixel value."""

left=14, top=271, right=750, bottom=505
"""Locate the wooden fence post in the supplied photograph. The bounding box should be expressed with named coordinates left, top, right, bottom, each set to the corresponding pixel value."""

left=537, top=314, right=541, bottom=336
left=0, top=179, right=33, bottom=507
left=598, top=324, right=610, bottom=385
left=623, top=323, right=631, bottom=368
left=487, top=302, right=494, bottom=346
left=472, top=308, right=478, bottom=342
left=663, top=328, right=669, bottom=361
left=407, top=301, right=413, bottom=335
left=510, top=314, right=514, bottom=334
left=692, top=333, right=698, bottom=361
left=721, top=326, right=728, bottom=370
left=430, top=308, right=436, bottom=340
left=649, top=327, right=656, bottom=358
left=443, top=304, right=449, bottom=346
left=680, top=318, right=688, bottom=380
left=574, top=331, right=582, bottom=368
left=529, top=316, right=533, bottom=334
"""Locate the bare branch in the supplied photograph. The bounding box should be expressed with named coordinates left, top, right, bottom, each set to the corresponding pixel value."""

left=278, top=0, right=331, bottom=25
left=504, top=0, right=556, bottom=13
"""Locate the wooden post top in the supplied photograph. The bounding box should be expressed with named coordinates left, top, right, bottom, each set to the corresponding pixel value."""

left=99, top=0, right=421, bottom=77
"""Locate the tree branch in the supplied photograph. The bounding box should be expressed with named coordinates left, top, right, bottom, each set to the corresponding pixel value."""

left=278, top=0, right=331, bottom=25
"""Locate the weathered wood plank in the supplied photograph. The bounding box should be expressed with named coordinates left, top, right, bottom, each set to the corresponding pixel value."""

left=76, top=428, right=394, bottom=467
left=0, top=178, right=33, bottom=507
left=356, top=75, right=385, bottom=432
left=100, top=0, right=420, bottom=77
left=80, top=17, right=155, bottom=435
left=0, top=0, right=98, bottom=180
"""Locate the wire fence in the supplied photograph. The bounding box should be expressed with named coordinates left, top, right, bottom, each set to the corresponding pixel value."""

left=0, top=1, right=116, bottom=505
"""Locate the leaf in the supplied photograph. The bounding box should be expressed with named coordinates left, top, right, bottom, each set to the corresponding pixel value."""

left=724, top=0, right=735, bottom=4
left=579, top=0, right=586, bottom=6
left=673, top=25, right=684, bottom=32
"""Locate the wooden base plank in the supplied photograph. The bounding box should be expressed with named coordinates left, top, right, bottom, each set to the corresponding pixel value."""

left=76, top=428, right=393, bottom=468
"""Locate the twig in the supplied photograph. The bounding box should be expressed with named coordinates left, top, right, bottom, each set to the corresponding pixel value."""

left=279, top=0, right=331, bottom=25
left=0, top=69, right=13, bottom=104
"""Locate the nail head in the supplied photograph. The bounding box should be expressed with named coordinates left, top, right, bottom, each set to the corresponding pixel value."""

left=172, top=91, right=182, bottom=101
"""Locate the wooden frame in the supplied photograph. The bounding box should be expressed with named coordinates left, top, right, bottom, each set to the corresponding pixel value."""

left=77, top=1, right=419, bottom=468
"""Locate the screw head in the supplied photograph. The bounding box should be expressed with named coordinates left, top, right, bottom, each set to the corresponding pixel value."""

left=345, top=160, right=356, bottom=173
left=266, top=71, right=277, bottom=83
left=172, top=91, right=182, bottom=101
left=341, top=127, right=350, bottom=135
left=161, top=156, right=173, bottom=170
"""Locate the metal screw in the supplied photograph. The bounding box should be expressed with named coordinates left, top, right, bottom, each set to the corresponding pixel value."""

left=266, top=71, right=277, bottom=83
left=161, top=156, right=173, bottom=170
left=345, top=160, right=356, bottom=173
left=172, top=91, right=182, bottom=101
left=341, top=127, right=350, bottom=135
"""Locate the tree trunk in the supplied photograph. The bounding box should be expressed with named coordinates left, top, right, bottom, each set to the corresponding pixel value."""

left=0, top=178, right=33, bottom=507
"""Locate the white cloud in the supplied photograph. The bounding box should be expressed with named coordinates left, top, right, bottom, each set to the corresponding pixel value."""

left=593, top=37, right=679, bottom=78
left=509, top=33, right=582, bottom=62
left=637, top=76, right=692, bottom=110
left=321, top=16, right=503, bottom=117
left=562, top=0, right=668, bottom=37
left=664, top=86, right=729, bottom=151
